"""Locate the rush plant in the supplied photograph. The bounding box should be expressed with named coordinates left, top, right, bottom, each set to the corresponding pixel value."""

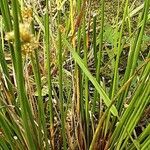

left=0, top=0, right=149, bottom=149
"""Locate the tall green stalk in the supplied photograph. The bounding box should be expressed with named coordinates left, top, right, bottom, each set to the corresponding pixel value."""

left=111, top=0, right=129, bottom=100
left=11, top=0, right=37, bottom=149
left=92, top=0, right=104, bottom=115
left=58, top=10, right=67, bottom=150
left=83, top=14, right=89, bottom=148
left=45, top=0, right=54, bottom=148
left=31, top=52, right=49, bottom=149
left=93, top=15, right=97, bottom=68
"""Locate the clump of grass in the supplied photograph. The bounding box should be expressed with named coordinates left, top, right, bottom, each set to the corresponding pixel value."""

left=0, top=0, right=150, bottom=149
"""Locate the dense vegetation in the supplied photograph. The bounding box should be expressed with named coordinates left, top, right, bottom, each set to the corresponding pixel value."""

left=0, top=0, right=150, bottom=149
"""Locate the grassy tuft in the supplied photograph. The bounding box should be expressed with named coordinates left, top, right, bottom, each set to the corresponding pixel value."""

left=0, top=0, right=149, bottom=149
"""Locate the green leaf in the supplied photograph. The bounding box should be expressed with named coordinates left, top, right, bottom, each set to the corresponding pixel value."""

left=63, top=38, right=118, bottom=117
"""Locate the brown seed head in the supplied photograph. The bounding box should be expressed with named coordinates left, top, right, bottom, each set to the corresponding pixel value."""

left=21, top=7, right=33, bottom=23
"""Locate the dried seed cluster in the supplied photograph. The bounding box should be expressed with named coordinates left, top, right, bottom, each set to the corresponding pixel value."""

left=21, top=7, right=33, bottom=23
left=5, top=7, right=38, bottom=56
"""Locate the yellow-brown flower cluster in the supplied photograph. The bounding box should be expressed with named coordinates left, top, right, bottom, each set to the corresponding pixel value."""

left=5, top=7, right=38, bottom=56
left=21, top=7, right=32, bottom=24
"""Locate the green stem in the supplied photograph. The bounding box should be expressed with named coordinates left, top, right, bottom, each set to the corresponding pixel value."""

left=31, top=52, right=49, bottom=149
left=83, top=15, right=89, bottom=148
left=45, top=0, right=54, bottom=148
left=58, top=10, right=67, bottom=150
left=93, top=15, right=97, bottom=68
left=92, top=0, right=104, bottom=116
left=11, top=0, right=37, bottom=149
